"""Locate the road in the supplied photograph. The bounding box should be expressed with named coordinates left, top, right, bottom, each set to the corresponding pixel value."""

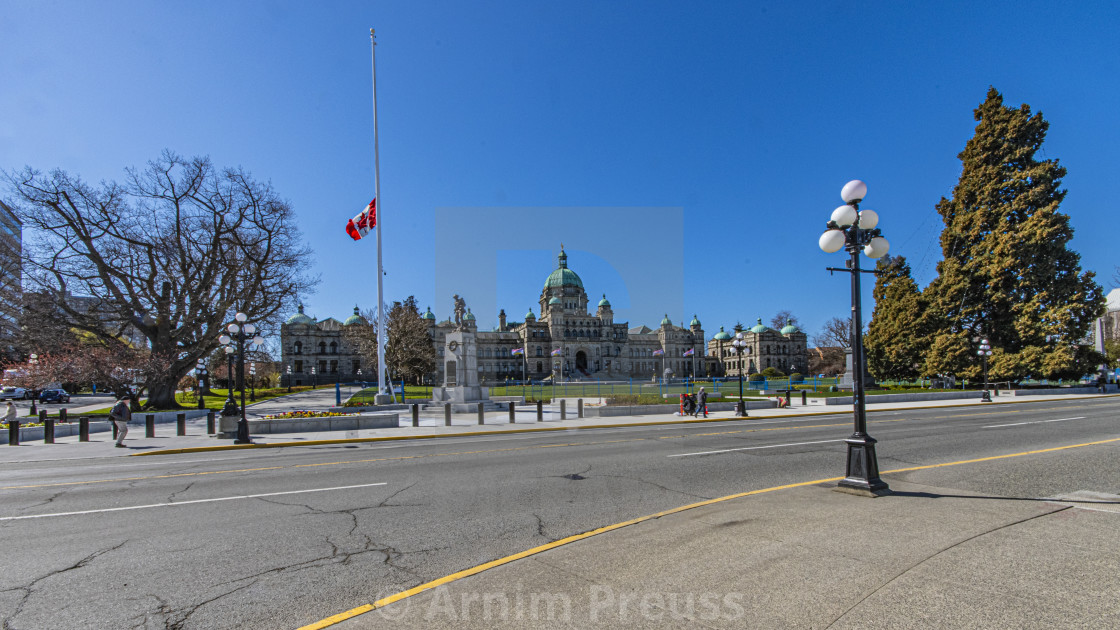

left=0, top=398, right=1117, bottom=629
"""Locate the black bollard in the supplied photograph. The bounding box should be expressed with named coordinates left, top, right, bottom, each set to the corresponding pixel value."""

left=60, top=408, right=68, bottom=424
left=79, top=416, right=89, bottom=442
left=444, top=403, right=452, bottom=427
left=145, top=414, right=155, bottom=438
left=176, top=413, right=186, bottom=436
left=560, top=399, right=566, bottom=420
left=44, top=417, right=54, bottom=444
left=7, top=420, right=18, bottom=446
left=802, top=390, right=807, bottom=405
left=578, top=399, right=583, bottom=418
left=207, top=410, right=215, bottom=434
left=536, top=400, right=543, bottom=422
left=477, top=402, right=485, bottom=425
left=508, top=402, right=515, bottom=424
left=412, top=404, right=419, bottom=427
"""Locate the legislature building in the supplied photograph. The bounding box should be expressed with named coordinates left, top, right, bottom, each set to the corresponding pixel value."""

left=280, top=247, right=808, bottom=385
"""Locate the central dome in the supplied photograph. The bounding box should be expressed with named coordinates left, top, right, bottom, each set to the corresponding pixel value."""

left=543, top=247, right=584, bottom=290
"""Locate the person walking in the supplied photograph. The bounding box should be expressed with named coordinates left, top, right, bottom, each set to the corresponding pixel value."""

left=3, top=401, right=16, bottom=425
left=693, top=387, right=708, bottom=418
left=109, top=394, right=132, bottom=448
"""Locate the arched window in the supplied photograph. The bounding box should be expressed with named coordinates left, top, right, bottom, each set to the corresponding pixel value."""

left=536, top=346, right=543, bottom=356
left=294, top=341, right=303, bottom=355
left=329, top=341, right=338, bottom=355
left=319, top=341, right=327, bottom=354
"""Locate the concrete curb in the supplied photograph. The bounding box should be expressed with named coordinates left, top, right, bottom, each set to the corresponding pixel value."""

left=129, top=394, right=1118, bottom=457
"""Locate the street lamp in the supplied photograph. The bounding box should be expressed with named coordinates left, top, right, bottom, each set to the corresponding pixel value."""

left=978, top=339, right=992, bottom=402
left=311, top=365, right=316, bottom=389
left=27, top=353, right=39, bottom=415
left=730, top=333, right=748, bottom=417
left=819, top=179, right=891, bottom=496
left=286, top=365, right=292, bottom=393
left=249, top=362, right=256, bottom=402
left=196, top=361, right=207, bottom=410
left=218, top=313, right=264, bottom=444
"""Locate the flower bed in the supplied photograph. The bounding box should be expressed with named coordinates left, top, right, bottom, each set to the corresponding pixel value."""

left=260, top=410, right=358, bottom=420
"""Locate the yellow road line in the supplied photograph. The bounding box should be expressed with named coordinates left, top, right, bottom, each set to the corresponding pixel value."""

left=296, top=435, right=1120, bottom=630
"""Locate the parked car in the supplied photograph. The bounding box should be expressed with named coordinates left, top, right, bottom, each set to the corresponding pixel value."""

left=0, top=386, right=28, bottom=400
left=38, top=389, right=71, bottom=404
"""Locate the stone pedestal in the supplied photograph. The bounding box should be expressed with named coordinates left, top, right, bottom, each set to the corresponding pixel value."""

left=215, top=412, right=239, bottom=439
left=431, top=329, right=496, bottom=411
left=838, top=349, right=876, bottom=390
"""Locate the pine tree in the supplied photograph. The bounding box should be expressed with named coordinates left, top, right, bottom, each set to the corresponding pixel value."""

left=865, top=256, right=934, bottom=380
left=923, top=88, right=1105, bottom=380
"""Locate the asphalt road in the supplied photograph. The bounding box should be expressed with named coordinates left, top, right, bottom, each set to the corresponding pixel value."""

left=0, top=398, right=1117, bottom=629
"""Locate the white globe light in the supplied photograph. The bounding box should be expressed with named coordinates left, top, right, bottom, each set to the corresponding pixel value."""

left=819, top=229, right=846, bottom=253
left=227, top=323, right=239, bottom=334
left=235, top=312, right=248, bottom=322
left=830, top=204, right=858, bottom=227
left=858, top=209, right=879, bottom=230
left=253, top=335, right=265, bottom=346
left=243, top=323, right=256, bottom=334
left=864, top=236, right=890, bottom=258
left=841, top=180, right=867, bottom=203
left=218, top=334, right=231, bottom=345
left=224, top=346, right=234, bottom=354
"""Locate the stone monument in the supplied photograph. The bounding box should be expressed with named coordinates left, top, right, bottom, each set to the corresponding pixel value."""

left=430, top=297, right=500, bottom=411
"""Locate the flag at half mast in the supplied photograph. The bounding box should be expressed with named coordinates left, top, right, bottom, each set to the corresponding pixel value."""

left=345, top=199, right=377, bottom=241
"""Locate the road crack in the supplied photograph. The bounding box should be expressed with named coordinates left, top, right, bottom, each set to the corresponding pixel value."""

left=1, top=540, right=127, bottom=630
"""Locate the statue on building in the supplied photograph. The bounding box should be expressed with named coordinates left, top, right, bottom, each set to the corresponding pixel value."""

left=452, top=294, right=467, bottom=328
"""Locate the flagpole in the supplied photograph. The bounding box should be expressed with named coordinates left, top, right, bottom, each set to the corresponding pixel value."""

left=370, top=28, right=388, bottom=401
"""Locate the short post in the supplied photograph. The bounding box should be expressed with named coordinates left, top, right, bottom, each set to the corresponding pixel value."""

left=206, top=410, right=216, bottom=434
left=444, top=403, right=452, bottom=427
left=477, top=402, right=485, bottom=425
left=508, top=402, right=515, bottom=424
left=578, top=398, right=584, bottom=418
left=59, top=408, right=68, bottom=424
left=79, top=416, right=89, bottom=442
left=560, top=399, right=566, bottom=420
left=145, top=414, right=155, bottom=438
left=7, top=420, right=18, bottom=446
left=44, top=416, right=55, bottom=444
left=536, top=400, right=543, bottom=422
left=411, top=404, right=420, bottom=427
left=176, top=413, right=186, bottom=436
left=802, top=390, right=807, bottom=405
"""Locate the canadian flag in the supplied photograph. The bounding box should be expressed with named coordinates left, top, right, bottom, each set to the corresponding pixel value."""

left=345, top=199, right=377, bottom=241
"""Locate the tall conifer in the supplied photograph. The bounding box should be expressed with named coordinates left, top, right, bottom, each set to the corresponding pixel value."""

left=865, top=256, right=933, bottom=380
left=923, top=88, right=1105, bottom=379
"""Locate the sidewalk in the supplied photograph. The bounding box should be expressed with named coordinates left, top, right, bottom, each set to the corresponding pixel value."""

left=0, top=392, right=1113, bottom=463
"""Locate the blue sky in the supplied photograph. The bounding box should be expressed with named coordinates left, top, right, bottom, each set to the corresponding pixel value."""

left=3, top=1, right=1118, bottom=342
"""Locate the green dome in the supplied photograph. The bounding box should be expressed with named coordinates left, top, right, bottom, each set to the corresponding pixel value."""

left=598, top=294, right=611, bottom=308
left=750, top=318, right=771, bottom=334
left=660, top=314, right=672, bottom=327
left=543, top=247, right=584, bottom=290
left=422, top=306, right=435, bottom=321
left=285, top=304, right=314, bottom=325
left=690, top=314, right=701, bottom=327
left=525, top=308, right=536, bottom=320
left=780, top=319, right=800, bottom=335
left=548, top=297, right=561, bottom=305
left=713, top=326, right=732, bottom=341
left=464, top=309, right=475, bottom=321
left=343, top=306, right=367, bottom=326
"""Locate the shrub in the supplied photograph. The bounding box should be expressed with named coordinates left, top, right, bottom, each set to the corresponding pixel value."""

left=761, top=367, right=785, bottom=378
left=789, top=372, right=804, bottom=383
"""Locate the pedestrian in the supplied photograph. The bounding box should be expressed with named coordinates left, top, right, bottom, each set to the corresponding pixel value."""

left=693, top=387, right=708, bottom=418
left=109, top=394, right=132, bottom=448
left=3, top=401, right=16, bottom=425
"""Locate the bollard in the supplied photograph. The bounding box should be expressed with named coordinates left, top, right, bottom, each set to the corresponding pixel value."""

left=176, top=413, right=186, bottom=436
left=207, top=411, right=216, bottom=434
left=79, top=416, right=89, bottom=442
left=578, top=398, right=584, bottom=418
left=536, top=400, right=543, bottom=422
left=39, top=410, right=47, bottom=427
left=444, top=403, right=452, bottom=427
left=478, top=402, right=485, bottom=425
left=412, top=404, right=420, bottom=427
left=508, top=402, right=515, bottom=424
left=145, top=414, right=155, bottom=438
left=7, top=420, right=18, bottom=446
left=60, top=408, right=68, bottom=424
left=802, top=390, right=807, bottom=406
left=560, top=399, right=566, bottom=420
left=44, top=417, right=55, bottom=444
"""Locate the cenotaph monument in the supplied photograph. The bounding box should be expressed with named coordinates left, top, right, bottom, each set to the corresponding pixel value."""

left=430, top=296, right=499, bottom=411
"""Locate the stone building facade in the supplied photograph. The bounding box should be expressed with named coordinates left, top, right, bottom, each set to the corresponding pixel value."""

left=280, top=305, right=370, bottom=386
left=706, top=319, right=809, bottom=377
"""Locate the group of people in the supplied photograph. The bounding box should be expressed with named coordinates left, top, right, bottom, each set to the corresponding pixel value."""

left=681, top=387, right=708, bottom=418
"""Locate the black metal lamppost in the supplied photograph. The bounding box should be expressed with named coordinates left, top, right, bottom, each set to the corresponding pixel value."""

left=730, top=333, right=748, bottom=417
left=249, top=362, right=256, bottom=402
left=978, top=339, right=992, bottom=402
left=819, top=179, right=891, bottom=496
left=196, top=361, right=208, bottom=410
left=218, top=312, right=264, bottom=445
left=286, top=365, right=292, bottom=393
left=28, top=353, right=39, bottom=416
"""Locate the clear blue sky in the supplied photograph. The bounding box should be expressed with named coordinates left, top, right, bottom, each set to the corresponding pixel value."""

left=3, top=1, right=1118, bottom=342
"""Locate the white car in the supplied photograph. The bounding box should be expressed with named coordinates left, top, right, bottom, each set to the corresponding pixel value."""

left=0, top=386, right=28, bottom=400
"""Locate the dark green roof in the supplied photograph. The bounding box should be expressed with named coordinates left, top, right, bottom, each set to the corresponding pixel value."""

left=286, top=304, right=314, bottom=325
left=543, top=247, right=584, bottom=289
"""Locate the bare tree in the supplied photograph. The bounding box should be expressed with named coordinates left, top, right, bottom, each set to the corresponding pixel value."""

left=5, top=151, right=315, bottom=408
left=770, top=310, right=801, bottom=330
left=813, top=316, right=853, bottom=350
left=385, top=296, right=436, bottom=385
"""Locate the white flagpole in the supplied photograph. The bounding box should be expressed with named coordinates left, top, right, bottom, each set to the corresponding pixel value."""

left=370, top=28, right=388, bottom=400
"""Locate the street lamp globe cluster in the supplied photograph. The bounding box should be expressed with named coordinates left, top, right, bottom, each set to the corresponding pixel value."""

left=218, top=312, right=264, bottom=444
left=818, top=179, right=891, bottom=497
left=978, top=339, right=992, bottom=402
left=729, top=333, right=749, bottom=417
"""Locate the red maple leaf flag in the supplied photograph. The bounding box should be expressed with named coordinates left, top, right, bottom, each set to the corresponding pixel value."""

left=345, top=199, right=377, bottom=241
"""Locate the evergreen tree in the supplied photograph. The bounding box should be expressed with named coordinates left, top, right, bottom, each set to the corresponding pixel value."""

left=865, top=256, right=934, bottom=380
left=922, top=88, right=1105, bottom=380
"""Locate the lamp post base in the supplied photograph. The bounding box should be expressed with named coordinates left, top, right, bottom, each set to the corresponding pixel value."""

left=836, top=435, right=890, bottom=497
left=735, top=401, right=747, bottom=417
left=980, top=389, right=992, bottom=402
left=235, top=420, right=252, bottom=445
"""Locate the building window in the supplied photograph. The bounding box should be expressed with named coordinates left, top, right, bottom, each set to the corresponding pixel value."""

left=319, top=342, right=327, bottom=354
left=330, top=360, right=338, bottom=374
left=295, top=360, right=303, bottom=373
left=294, top=341, right=303, bottom=355
left=330, top=341, right=338, bottom=355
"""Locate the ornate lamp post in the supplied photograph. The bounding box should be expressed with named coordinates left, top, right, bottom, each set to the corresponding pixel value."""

left=286, top=365, right=292, bottom=393
left=196, top=361, right=207, bottom=410
left=28, top=353, right=39, bottom=416
left=311, top=365, right=316, bottom=389
left=978, top=339, right=992, bottom=402
left=730, top=333, right=748, bottom=417
left=249, top=362, right=256, bottom=402
left=819, top=179, right=891, bottom=496
left=218, top=312, right=264, bottom=445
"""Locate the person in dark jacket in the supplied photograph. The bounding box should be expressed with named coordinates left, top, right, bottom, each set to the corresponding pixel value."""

left=693, top=387, right=708, bottom=417
left=109, top=394, right=132, bottom=447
